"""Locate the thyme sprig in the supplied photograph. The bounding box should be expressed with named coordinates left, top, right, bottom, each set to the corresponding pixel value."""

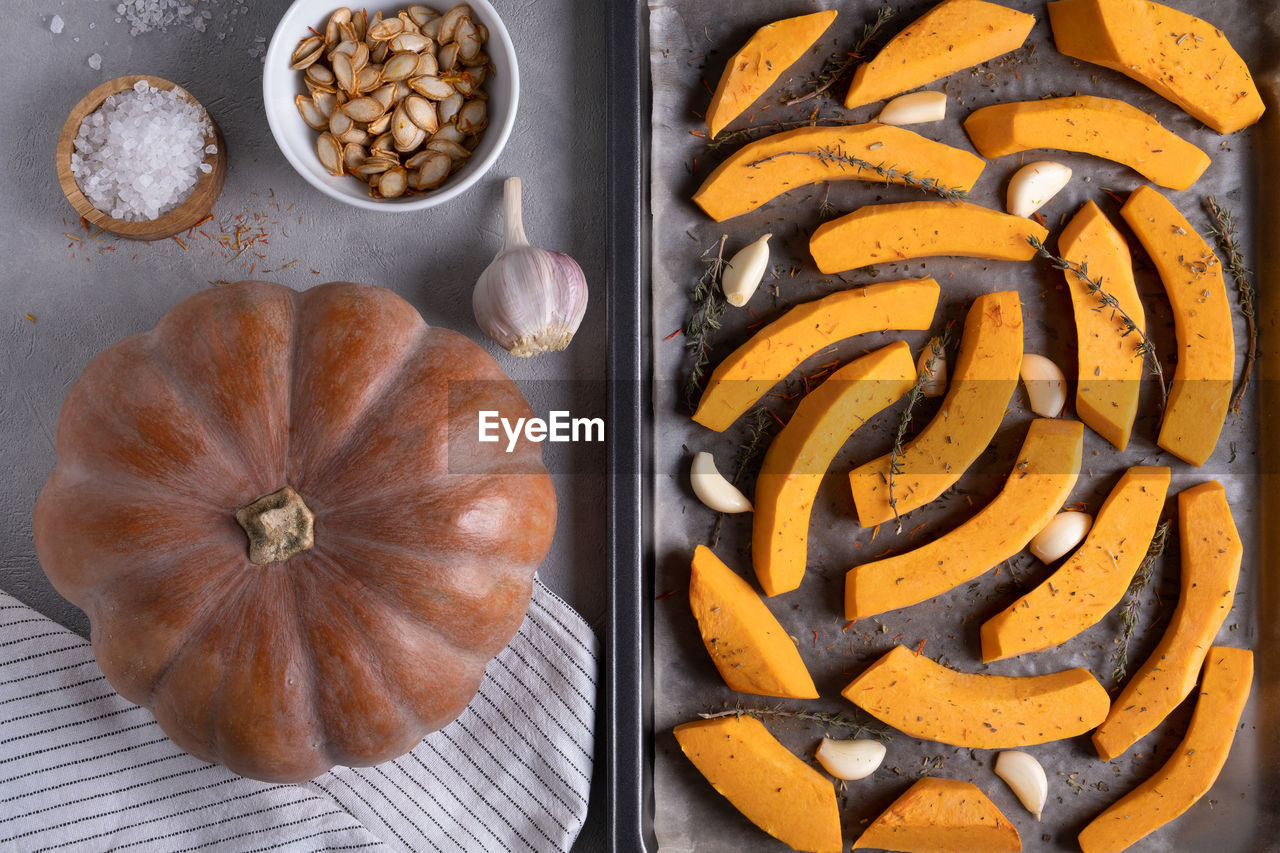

left=747, top=145, right=969, bottom=202
left=782, top=6, right=896, bottom=107
left=888, top=330, right=951, bottom=533
left=682, top=235, right=729, bottom=413
left=1205, top=196, right=1257, bottom=414
left=699, top=703, right=893, bottom=742
left=1111, top=519, right=1172, bottom=684
left=1029, top=236, right=1167, bottom=408
left=704, top=118, right=832, bottom=154
left=709, top=407, right=777, bottom=548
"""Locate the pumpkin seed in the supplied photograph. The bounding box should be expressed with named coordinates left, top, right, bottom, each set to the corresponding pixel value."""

left=438, top=91, right=464, bottom=124
left=329, top=110, right=353, bottom=138
left=370, top=40, right=390, bottom=64
left=382, top=51, right=421, bottom=81
left=391, top=103, right=417, bottom=148
left=404, top=149, right=433, bottom=170
left=391, top=31, right=433, bottom=53
left=438, top=4, right=472, bottom=43
left=394, top=79, right=413, bottom=101
left=451, top=69, right=479, bottom=96
left=367, top=16, right=405, bottom=40
left=340, top=126, right=370, bottom=146
left=317, top=132, right=344, bottom=176
left=461, top=50, right=490, bottom=69
left=324, top=15, right=341, bottom=47
left=413, top=51, right=439, bottom=78
left=354, top=158, right=394, bottom=178
left=333, top=53, right=357, bottom=94
left=371, top=83, right=397, bottom=110
left=427, top=138, right=471, bottom=163
left=457, top=98, right=487, bottom=134
left=356, top=65, right=382, bottom=91
left=330, top=39, right=358, bottom=60
left=344, top=96, right=386, bottom=123
left=296, top=95, right=327, bottom=130
left=370, top=132, right=395, bottom=154
left=414, top=151, right=452, bottom=190
left=306, top=62, right=336, bottom=86
left=437, top=41, right=460, bottom=72
left=310, top=91, right=336, bottom=119
left=368, top=112, right=393, bottom=135
left=351, top=42, right=370, bottom=72
left=408, top=4, right=440, bottom=27
left=291, top=35, right=325, bottom=69
left=431, top=123, right=466, bottom=145
left=343, top=142, right=367, bottom=171
left=404, top=95, right=440, bottom=133
left=379, top=166, right=409, bottom=198
left=456, top=17, right=482, bottom=61
left=409, top=74, right=455, bottom=99
left=352, top=8, right=368, bottom=41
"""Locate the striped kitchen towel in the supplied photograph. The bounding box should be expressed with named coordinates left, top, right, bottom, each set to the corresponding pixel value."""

left=0, top=581, right=598, bottom=853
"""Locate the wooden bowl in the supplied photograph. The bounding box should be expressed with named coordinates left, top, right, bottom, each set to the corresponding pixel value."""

left=56, top=75, right=227, bottom=241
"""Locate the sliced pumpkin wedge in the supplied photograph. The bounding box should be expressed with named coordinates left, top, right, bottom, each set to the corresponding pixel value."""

left=1058, top=201, right=1145, bottom=451
left=964, top=96, right=1210, bottom=191
left=809, top=201, right=1047, bottom=274
left=1079, top=647, right=1254, bottom=853
left=689, top=545, right=818, bottom=699
left=754, top=342, right=916, bottom=597
left=842, top=644, right=1110, bottom=749
left=981, top=466, right=1171, bottom=663
left=1048, top=0, right=1264, bottom=134
left=705, top=11, right=838, bottom=139
left=693, top=278, right=940, bottom=433
left=1120, top=186, right=1234, bottom=467
left=843, top=0, right=1035, bottom=110
left=852, top=777, right=1022, bottom=853
left=1092, top=480, right=1242, bottom=761
left=673, top=715, right=842, bottom=853
left=692, top=124, right=986, bottom=222
left=846, top=419, right=1083, bottom=621
left=849, top=290, right=1023, bottom=527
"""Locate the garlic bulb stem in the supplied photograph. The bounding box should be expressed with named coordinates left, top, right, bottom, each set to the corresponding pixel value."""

left=472, top=177, right=589, bottom=357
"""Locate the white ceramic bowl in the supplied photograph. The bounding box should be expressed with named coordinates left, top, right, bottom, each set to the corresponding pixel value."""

left=263, top=0, right=518, bottom=212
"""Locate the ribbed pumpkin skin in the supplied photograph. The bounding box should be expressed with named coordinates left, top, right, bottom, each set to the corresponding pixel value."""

left=32, top=281, right=557, bottom=782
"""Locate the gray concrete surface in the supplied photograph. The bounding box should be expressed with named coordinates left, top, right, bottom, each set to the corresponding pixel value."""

left=1, top=1, right=607, bottom=849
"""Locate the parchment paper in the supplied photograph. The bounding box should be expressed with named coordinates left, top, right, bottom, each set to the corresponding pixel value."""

left=647, top=1, right=1277, bottom=850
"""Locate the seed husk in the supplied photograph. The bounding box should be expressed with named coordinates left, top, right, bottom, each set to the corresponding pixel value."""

left=437, top=41, right=460, bottom=72
left=340, top=127, right=370, bottom=146
left=352, top=8, right=368, bottom=40
left=383, top=51, right=421, bottom=81
left=314, top=90, right=338, bottom=118
left=306, top=62, right=336, bottom=86
left=368, top=112, right=393, bottom=135
left=367, top=16, right=405, bottom=40
left=370, top=39, right=390, bottom=64
left=414, top=151, right=452, bottom=189
left=409, top=74, right=455, bottom=99
left=291, top=35, right=325, bottom=68
left=343, top=142, right=367, bottom=171
left=351, top=42, right=370, bottom=71
left=391, top=32, right=433, bottom=53
left=330, top=39, right=359, bottom=60
left=427, top=138, right=472, bottom=163
left=413, top=51, right=440, bottom=77
left=438, top=91, right=464, bottom=124
left=317, top=132, right=344, bottom=176
left=404, top=94, right=440, bottom=133
left=408, top=5, right=440, bottom=27
left=355, top=159, right=395, bottom=178
left=451, top=69, right=480, bottom=96
left=333, top=53, right=357, bottom=94
left=356, top=65, right=382, bottom=91
left=329, top=110, right=354, bottom=137
left=431, top=123, right=466, bottom=145
left=404, top=149, right=434, bottom=170
left=456, top=17, right=482, bottom=61
left=438, top=4, right=473, bottom=43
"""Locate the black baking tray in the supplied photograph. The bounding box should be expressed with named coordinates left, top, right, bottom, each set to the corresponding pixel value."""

left=606, top=0, right=1280, bottom=850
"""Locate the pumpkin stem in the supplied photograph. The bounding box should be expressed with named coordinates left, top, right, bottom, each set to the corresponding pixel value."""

left=235, top=486, right=315, bottom=565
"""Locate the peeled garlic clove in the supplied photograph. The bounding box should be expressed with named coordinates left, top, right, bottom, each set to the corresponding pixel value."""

left=1007, top=161, right=1072, bottom=219
left=995, top=750, right=1048, bottom=820
left=722, top=234, right=771, bottom=308
left=1020, top=352, right=1066, bottom=418
left=815, top=738, right=886, bottom=781
left=1029, top=510, right=1092, bottom=563
left=690, top=451, right=752, bottom=514
left=876, top=90, right=947, bottom=126
left=473, top=177, right=588, bottom=357
left=917, top=336, right=947, bottom=398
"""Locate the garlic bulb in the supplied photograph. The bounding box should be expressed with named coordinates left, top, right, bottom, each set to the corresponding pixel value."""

left=473, top=177, right=588, bottom=357
left=1007, top=161, right=1072, bottom=219
left=690, top=451, right=753, bottom=513
left=722, top=234, right=772, bottom=307
left=877, top=90, right=948, bottom=126
left=1029, top=510, right=1092, bottom=563
left=1020, top=352, right=1067, bottom=418
left=815, top=737, right=886, bottom=780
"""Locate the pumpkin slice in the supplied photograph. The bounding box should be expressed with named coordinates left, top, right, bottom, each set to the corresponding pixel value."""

left=849, top=290, right=1023, bottom=527
left=705, top=11, right=838, bottom=139
left=673, top=715, right=842, bottom=853
left=981, top=466, right=1171, bottom=663
left=843, top=0, right=1035, bottom=110
left=1092, top=481, right=1242, bottom=761
left=754, top=342, right=917, bottom=597
left=852, top=777, right=1022, bottom=853
left=809, top=201, right=1048, bottom=274
left=689, top=545, right=818, bottom=698
left=1079, top=647, right=1254, bottom=853
left=693, top=278, right=940, bottom=432
left=1057, top=202, right=1145, bottom=451
left=1120, top=186, right=1234, bottom=467
left=842, top=645, right=1110, bottom=749
left=846, top=419, right=1083, bottom=621
left=1048, top=0, right=1264, bottom=134
left=692, top=124, right=986, bottom=222
left=964, top=96, right=1210, bottom=191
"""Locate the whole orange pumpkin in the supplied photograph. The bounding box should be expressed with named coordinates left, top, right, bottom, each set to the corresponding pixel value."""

left=33, top=280, right=556, bottom=782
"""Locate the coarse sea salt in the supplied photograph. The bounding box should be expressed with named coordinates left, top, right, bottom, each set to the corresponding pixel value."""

left=50, top=15, right=64, bottom=34
left=70, top=82, right=212, bottom=222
